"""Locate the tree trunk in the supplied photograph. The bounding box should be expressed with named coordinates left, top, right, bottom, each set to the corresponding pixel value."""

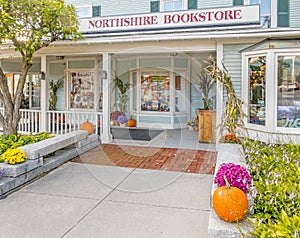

left=0, top=62, right=31, bottom=136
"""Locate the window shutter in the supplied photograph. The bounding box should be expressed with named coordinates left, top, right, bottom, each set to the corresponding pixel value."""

left=233, top=0, right=244, bottom=5
left=188, top=0, right=197, bottom=9
left=151, top=1, right=159, bottom=12
left=277, top=0, right=289, bottom=27
left=92, top=6, right=101, bottom=17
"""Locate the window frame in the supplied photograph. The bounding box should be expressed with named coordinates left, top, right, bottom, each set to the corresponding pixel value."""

left=242, top=48, right=300, bottom=135
left=75, top=5, right=92, bottom=19
left=275, top=51, right=300, bottom=133
left=160, top=0, right=188, bottom=12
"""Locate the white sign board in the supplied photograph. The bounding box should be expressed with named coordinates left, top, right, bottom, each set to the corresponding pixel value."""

left=80, top=5, right=260, bottom=33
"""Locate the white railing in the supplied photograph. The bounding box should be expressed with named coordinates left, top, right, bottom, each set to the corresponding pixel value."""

left=47, top=110, right=103, bottom=135
left=19, top=109, right=41, bottom=134
left=0, top=108, right=103, bottom=136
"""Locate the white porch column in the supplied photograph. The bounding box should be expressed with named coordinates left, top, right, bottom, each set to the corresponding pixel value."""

left=101, top=53, right=113, bottom=143
left=40, top=55, right=47, bottom=132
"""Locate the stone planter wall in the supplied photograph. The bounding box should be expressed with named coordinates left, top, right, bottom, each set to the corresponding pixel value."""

left=0, top=131, right=100, bottom=197
left=208, top=143, right=252, bottom=238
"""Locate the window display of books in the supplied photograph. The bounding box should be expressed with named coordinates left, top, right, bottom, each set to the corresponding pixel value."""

left=140, top=75, right=170, bottom=112
left=70, top=72, right=95, bottom=109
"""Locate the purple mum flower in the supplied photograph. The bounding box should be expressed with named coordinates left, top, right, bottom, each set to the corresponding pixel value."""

left=214, top=162, right=252, bottom=193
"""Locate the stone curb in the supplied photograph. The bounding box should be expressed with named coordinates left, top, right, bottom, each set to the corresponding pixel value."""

left=208, top=143, right=252, bottom=238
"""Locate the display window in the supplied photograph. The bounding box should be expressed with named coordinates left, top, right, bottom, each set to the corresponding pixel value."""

left=5, top=73, right=40, bottom=109
left=277, top=55, right=300, bottom=128
left=141, top=73, right=170, bottom=112
left=248, top=56, right=266, bottom=125
left=70, top=71, right=95, bottom=109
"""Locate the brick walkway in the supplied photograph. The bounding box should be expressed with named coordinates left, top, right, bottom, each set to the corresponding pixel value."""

left=72, top=144, right=217, bottom=174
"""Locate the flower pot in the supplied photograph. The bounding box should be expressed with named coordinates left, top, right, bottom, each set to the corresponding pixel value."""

left=119, top=123, right=127, bottom=127
left=188, top=125, right=194, bottom=131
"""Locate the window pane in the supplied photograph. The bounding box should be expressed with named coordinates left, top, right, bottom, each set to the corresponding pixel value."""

left=70, top=72, right=95, bottom=109
left=250, top=0, right=271, bottom=28
left=248, top=56, right=266, bottom=126
left=31, top=74, right=41, bottom=108
left=141, top=74, right=170, bottom=112
left=175, top=75, right=184, bottom=112
left=76, top=7, right=90, bottom=18
left=277, top=55, right=300, bottom=128
left=164, top=0, right=182, bottom=11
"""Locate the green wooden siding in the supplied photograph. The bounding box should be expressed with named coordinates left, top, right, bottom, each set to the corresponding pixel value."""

left=223, top=44, right=251, bottom=98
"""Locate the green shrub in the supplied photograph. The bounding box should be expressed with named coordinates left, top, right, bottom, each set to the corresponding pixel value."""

left=242, top=139, right=300, bottom=237
left=0, top=132, right=53, bottom=156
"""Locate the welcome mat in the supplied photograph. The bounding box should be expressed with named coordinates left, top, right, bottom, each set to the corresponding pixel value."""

left=111, top=127, right=163, bottom=141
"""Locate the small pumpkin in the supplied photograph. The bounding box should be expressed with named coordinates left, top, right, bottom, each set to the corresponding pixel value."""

left=80, top=121, right=94, bottom=135
left=127, top=119, right=136, bottom=127
left=212, top=177, right=248, bottom=222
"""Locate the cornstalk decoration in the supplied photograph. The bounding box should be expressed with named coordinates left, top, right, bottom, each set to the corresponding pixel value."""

left=205, top=56, right=246, bottom=136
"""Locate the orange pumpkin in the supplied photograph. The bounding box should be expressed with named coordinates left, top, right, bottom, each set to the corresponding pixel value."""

left=127, top=119, right=136, bottom=127
left=212, top=185, right=248, bottom=222
left=80, top=121, right=94, bottom=135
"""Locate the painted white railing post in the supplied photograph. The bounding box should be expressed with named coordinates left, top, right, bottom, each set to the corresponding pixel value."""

left=40, top=55, right=47, bottom=132
left=101, top=53, right=113, bottom=143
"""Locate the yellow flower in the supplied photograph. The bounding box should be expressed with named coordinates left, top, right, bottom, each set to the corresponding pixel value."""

left=1, top=148, right=27, bottom=165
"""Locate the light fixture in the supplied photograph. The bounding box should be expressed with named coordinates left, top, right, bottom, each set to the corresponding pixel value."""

left=101, top=70, right=107, bottom=80
left=56, top=56, right=65, bottom=60
left=40, top=71, right=46, bottom=80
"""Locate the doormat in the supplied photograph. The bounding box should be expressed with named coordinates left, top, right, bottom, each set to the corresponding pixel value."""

left=111, top=127, right=163, bottom=141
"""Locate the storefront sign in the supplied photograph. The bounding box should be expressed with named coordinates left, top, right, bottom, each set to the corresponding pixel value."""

left=80, top=5, right=260, bottom=33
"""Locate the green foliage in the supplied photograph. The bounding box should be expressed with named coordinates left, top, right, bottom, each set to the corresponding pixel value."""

left=242, top=139, right=300, bottom=237
left=0, top=132, right=53, bottom=155
left=250, top=211, right=300, bottom=237
left=197, top=71, right=215, bottom=110
left=0, top=0, right=82, bottom=57
left=0, top=0, right=82, bottom=135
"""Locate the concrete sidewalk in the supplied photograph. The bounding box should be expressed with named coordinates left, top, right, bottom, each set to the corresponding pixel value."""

left=0, top=162, right=213, bottom=238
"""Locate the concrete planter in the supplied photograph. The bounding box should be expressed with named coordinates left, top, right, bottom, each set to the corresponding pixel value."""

left=208, top=143, right=252, bottom=238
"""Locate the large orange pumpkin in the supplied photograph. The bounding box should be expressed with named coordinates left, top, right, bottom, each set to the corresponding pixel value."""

left=127, top=119, right=136, bottom=127
left=80, top=121, right=94, bottom=135
left=212, top=185, right=248, bottom=222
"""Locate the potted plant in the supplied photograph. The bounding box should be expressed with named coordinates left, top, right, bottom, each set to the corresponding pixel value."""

left=187, top=119, right=196, bottom=131
left=196, top=68, right=216, bottom=143
left=117, top=115, right=128, bottom=127
left=197, top=70, right=215, bottom=110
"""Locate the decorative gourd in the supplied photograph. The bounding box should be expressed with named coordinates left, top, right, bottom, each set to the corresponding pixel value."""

left=127, top=119, right=136, bottom=127
left=80, top=121, right=94, bottom=135
left=212, top=178, right=248, bottom=222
